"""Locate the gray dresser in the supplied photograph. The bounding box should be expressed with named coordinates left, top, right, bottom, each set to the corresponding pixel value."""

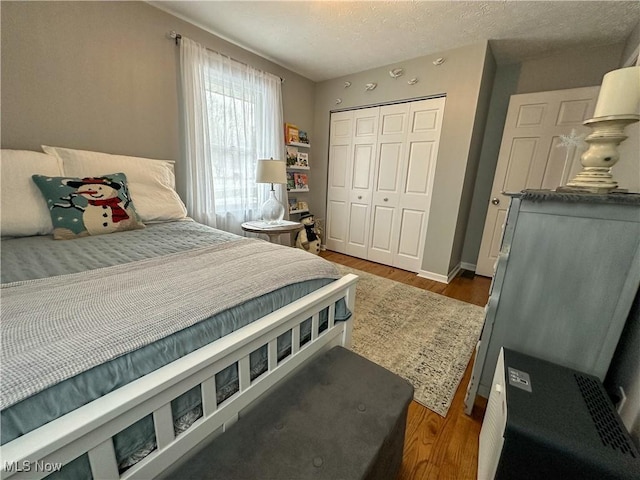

left=464, top=190, right=640, bottom=414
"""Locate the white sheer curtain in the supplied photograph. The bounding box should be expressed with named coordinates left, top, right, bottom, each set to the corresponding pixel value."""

left=179, top=36, right=285, bottom=235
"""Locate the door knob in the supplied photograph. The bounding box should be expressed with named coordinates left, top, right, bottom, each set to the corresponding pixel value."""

left=358, top=195, right=362, bottom=200
left=491, top=197, right=500, bottom=206
left=383, top=198, right=389, bottom=202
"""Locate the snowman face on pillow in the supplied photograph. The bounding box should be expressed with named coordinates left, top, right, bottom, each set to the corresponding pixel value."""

left=73, top=181, right=120, bottom=200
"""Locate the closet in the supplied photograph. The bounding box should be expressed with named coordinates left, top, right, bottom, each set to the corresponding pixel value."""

left=325, top=97, right=446, bottom=272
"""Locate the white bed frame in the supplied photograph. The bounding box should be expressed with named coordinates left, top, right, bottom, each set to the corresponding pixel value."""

left=0, top=273, right=358, bottom=480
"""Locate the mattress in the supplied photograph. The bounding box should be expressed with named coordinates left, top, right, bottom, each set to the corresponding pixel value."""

left=0, top=221, right=349, bottom=478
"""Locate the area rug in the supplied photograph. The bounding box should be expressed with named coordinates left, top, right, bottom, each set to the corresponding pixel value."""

left=335, top=264, right=484, bottom=417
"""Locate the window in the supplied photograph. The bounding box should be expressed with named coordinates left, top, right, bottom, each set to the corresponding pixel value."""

left=180, top=36, right=284, bottom=234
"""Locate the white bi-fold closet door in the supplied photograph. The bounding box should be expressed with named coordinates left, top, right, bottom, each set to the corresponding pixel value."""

left=326, top=97, right=445, bottom=272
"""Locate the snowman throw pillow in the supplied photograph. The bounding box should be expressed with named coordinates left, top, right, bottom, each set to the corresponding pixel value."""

left=32, top=172, right=145, bottom=240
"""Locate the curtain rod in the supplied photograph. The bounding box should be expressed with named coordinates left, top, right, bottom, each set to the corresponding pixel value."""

left=168, top=31, right=284, bottom=83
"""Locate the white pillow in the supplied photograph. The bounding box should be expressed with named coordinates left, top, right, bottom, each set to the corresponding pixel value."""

left=1, top=149, right=62, bottom=236
left=42, top=146, right=187, bottom=223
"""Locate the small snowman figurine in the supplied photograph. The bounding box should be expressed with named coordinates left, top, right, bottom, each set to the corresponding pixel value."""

left=295, top=213, right=321, bottom=255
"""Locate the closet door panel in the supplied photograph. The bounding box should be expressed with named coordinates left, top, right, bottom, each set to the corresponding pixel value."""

left=331, top=117, right=352, bottom=141
left=370, top=104, right=408, bottom=265
left=397, top=209, right=425, bottom=264
left=368, top=139, right=403, bottom=265
left=380, top=112, right=406, bottom=135
left=327, top=200, right=348, bottom=247
left=345, top=108, right=379, bottom=258
left=346, top=201, right=370, bottom=257
left=347, top=142, right=374, bottom=258
left=326, top=111, right=354, bottom=253
left=355, top=116, right=377, bottom=137
left=329, top=144, right=349, bottom=189
left=405, top=141, right=436, bottom=195
left=352, top=144, right=374, bottom=190
left=368, top=205, right=396, bottom=264
left=376, top=143, right=402, bottom=192
left=395, top=98, right=446, bottom=271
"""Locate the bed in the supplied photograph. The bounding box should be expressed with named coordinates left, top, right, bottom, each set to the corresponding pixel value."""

left=0, top=147, right=358, bottom=480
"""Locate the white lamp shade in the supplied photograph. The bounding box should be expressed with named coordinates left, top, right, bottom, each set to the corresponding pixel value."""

left=593, top=66, right=640, bottom=118
left=256, top=159, right=286, bottom=184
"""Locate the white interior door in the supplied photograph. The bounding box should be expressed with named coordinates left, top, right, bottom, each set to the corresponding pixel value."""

left=475, top=86, right=599, bottom=277
left=325, top=110, right=353, bottom=253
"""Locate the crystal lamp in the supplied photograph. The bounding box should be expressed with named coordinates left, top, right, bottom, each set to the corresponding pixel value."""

left=256, top=158, right=286, bottom=224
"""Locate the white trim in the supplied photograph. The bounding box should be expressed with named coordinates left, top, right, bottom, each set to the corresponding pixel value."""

left=461, top=262, right=477, bottom=272
left=417, top=262, right=461, bottom=284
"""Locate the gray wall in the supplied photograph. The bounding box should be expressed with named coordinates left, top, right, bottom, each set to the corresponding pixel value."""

left=0, top=1, right=315, bottom=200
left=460, top=64, right=520, bottom=267
left=448, top=45, right=496, bottom=272
left=314, top=42, right=493, bottom=278
left=515, top=43, right=624, bottom=94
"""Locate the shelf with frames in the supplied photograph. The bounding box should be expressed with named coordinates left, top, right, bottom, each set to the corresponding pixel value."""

left=285, top=124, right=311, bottom=217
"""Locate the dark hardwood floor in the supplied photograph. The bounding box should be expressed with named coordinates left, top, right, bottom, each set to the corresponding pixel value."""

left=320, top=250, right=491, bottom=480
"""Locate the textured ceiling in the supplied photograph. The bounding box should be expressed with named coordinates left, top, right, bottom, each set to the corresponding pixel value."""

left=151, top=1, right=640, bottom=82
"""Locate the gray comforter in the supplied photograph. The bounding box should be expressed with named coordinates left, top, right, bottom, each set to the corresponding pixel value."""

left=2, top=235, right=340, bottom=409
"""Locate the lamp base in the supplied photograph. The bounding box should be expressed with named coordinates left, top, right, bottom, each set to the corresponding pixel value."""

left=565, top=115, right=639, bottom=193
left=261, top=189, right=285, bottom=224
left=565, top=168, right=619, bottom=193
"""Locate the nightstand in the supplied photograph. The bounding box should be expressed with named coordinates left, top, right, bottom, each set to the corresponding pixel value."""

left=241, top=221, right=303, bottom=244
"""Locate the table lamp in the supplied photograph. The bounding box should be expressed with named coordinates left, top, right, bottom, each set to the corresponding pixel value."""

left=256, top=158, right=286, bottom=224
left=565, top=66, right=640, bottom=192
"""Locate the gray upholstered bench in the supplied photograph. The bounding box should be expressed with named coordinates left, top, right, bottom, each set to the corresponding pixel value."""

left=164, top=346, right=414, bottom=480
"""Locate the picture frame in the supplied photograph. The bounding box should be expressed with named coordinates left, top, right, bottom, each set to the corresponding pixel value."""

left=296, top=152, right=309, bottom=168
left=286, top=146, right=298, bottom=166
left=293, top=172, right=308, bottom=191
left=284, top=123, right=299, bottom=144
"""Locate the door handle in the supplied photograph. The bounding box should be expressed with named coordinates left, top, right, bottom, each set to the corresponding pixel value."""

left=383, top=198, right=389, bottom=202
left=358, top=195, right=362, bottom=200
left=491, top=197, right=500, bottom=206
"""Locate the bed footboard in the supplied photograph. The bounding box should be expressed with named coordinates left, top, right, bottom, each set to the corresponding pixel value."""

left=0, top=274, right=358, bottom=480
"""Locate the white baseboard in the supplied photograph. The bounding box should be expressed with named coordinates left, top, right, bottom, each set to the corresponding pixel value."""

left=460, top=262, right=477, bottom=272
left=417, top=262, right=461, bottom=284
